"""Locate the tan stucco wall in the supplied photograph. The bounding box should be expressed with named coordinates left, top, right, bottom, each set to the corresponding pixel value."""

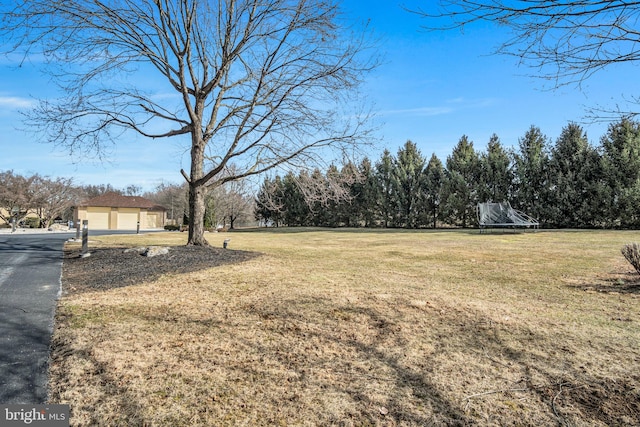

left=75, top=206, right=166, bottom=230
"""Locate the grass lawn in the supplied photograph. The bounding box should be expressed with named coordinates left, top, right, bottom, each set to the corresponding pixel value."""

left=50, top=229, right=640, bottom=426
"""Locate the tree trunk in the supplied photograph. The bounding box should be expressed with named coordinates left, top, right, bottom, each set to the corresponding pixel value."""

left=187, top=129, right=209, bottom=246
left=187, top=182, right=208, bottom=246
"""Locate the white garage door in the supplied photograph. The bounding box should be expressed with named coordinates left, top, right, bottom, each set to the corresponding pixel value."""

left=117, top=208, right=139, bottom=230
left=86, top=207, right=110, bottom=229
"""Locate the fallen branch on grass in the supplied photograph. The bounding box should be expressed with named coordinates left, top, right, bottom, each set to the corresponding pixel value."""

left=551, top=381, right=576, bottom=427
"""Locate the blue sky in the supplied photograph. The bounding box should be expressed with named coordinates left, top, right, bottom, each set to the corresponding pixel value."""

left=1, top=1, right=635, bottom=192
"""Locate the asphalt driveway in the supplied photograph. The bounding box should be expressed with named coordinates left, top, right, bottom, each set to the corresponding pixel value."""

left=0, top=228, right=165, bottom=404
left=0, top=231, right=71, bottom=403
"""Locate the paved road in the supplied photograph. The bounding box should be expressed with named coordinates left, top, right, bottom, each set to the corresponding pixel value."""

left=0, top=229, right=167, bottom=404
left=0, top=232, right=73, bottom=403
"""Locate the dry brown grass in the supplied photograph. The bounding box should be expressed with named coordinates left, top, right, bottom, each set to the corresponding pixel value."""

left=50, top=229, right=640, bottom=426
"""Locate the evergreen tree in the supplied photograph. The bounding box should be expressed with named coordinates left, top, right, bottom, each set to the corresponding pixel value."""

left=323, top=165, right=342, bottom=227
left=548, top=123, right=602, bottom=228
left=354, top=158, right=379, bottom=227
left=423, top=153, right=445, bottom=228
left=254, top=178, right=272, bottom=226
left=254, top=176, right=285, bottom=227
left=339, top=162, right=360, bottom=227
left=305, top=168, right=326, bottom=226
left=443, top=135, right=481, bottom=227
left=391, top=141, right=427, bottom=228
left=203, top=191, right=218, bottom=229
left=375, top=149, right=395, bottom=228
left=479, top=134, right=512, bottom=203
left=600, top=118, right=640, bottom=228
left=512, top=126, right=550, bottom=223
left=282, top=172, right=310, bottom=226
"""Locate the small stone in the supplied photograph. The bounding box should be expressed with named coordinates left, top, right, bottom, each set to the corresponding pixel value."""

left=124, top=247, right=147, bottom=254
left=144, top=246, right=170, bottom=257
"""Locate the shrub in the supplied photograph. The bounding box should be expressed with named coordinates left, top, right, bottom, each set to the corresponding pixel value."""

left=164, top=224, right=180, bottom=231
left=25, top=217, right=41, bottom=228
left=621, top=243, right=640, bottom=275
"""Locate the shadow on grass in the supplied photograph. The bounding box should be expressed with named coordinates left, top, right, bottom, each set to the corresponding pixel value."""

left=230, top=301, right=467, bottom=425
left=569, top=273, right=640, bottom=294
left=445, top=307, right=640, bottom=426
left=49, top=332, right=150, bottom=425
left=244, top=296, right=640, bottom=426
left=50, top=289, right=640, bottom=425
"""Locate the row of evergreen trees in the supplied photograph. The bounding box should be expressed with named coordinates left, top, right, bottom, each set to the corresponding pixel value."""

left=254, top=118, right=640, bottom=229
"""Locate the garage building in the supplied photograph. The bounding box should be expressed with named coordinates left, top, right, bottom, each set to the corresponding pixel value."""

left=75, top=192, right=167, bottom=230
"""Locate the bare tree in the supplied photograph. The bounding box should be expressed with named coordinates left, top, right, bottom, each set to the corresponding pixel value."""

left=0, top=172, right=79, bottom=227
left=2, top=0, right=376, bottom=245
left=144, top=182, right=189, bottom=224
left=32, top=176, right=80, bottom=228
left=124, top=185, right=143, bottom=197
left=296, top=165, right=359, bottom=208
left=418, top=1, right=640, bottom=116
left=217, top=179, right=255, bottom=229
left=80, top=184, right=123, bottom=199
left=0, top=171, right=38, bottom=226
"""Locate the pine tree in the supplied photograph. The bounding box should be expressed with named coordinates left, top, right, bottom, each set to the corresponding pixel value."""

left=324, top=165, right=342, bottom=227
left=351, top=158, right=378, bottom=227
left=336, top=162, right=360, bottom=227
left=479, top=134, right=512, bottom=203
left=600, top=118, right=640, bottom=228
left=512, top=126, right=550, bottom=223
left=443, top=135, right=481, bottom=227
left=391, top=141, right=427, bottom=228
left=375, top=150, right=395, bottom=228
left=282, top=172, right=310, bottom=226
left=548, top=123, right=602, bottom=228
left=308, top=168, right=330, bottom=226
left=423, top=153, right=445, bottom=228
left=254, top=176, right=285, bottom=227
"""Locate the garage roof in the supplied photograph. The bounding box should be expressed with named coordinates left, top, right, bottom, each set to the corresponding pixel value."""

left=79, top=192, right=166, bottom=210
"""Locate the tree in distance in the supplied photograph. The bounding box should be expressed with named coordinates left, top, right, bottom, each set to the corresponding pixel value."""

left=1, top=0, right=377, bottom=245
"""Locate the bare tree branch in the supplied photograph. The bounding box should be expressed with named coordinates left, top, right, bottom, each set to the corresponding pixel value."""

left=1, top=0, right=378, bottom=244
left=417, top=1, right=640, bottom=90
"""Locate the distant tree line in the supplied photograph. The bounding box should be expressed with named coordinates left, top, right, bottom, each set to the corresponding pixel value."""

left=0, top=172, right=255, bottom=230
left=255, top=118, right=640, bottom=229
left=0, top=171, right=79, bottom=228
left=0, top=175, right=166, bottom=229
